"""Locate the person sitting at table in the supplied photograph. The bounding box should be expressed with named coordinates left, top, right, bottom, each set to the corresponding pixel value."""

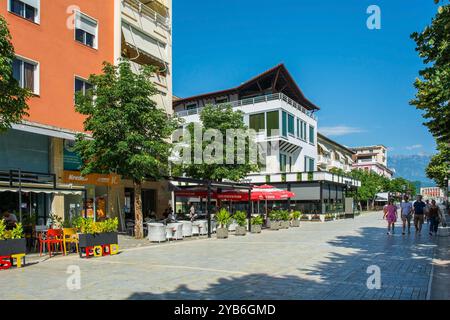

left=2, top=209, right=18, bottom=229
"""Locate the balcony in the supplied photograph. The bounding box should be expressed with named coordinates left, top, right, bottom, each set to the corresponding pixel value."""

left=122, top=0, right=170, bottom=30
left=244, top=171, right=361, bottom=187
left=318, top=155, right=331, bottom=165
left=175, top=92, right=317, bottom=121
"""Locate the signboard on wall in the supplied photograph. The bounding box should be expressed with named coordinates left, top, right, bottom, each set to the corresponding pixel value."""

left=63, top=140, right=83, bottom=171
left=62, top=171, right=121, bottom=186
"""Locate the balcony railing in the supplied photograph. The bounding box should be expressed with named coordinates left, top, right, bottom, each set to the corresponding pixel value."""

left=175, top=92, right=317, bottom=120
left=123, top=0, right=170, bottom=30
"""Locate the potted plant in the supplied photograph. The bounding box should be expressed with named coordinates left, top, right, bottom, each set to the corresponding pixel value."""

left=279, top=210, right=290, bottom=229
left=0, top=221, right=26, bottom=258
left=250, top=215, right=263, bottom=233
left=234, top=211, right=247, bottom=236
left=76, top=218, right=119, bottom=257
left=48, top=213, right=63, bottom=229
left=290, top=211, right=301, bottom=227
left=311, top=214, right=321, bottom=222
left=216, top=209, right=231, bottom=239
left=324, top=214, right=334, bottom=222
left=268, top=210, right=280, bottom=230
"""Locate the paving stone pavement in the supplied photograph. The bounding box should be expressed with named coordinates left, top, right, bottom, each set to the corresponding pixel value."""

left=0, top=212, right=442, bottom=300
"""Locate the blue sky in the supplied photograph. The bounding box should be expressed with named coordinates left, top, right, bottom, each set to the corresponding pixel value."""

left=173, top=0, right=440, bottom=156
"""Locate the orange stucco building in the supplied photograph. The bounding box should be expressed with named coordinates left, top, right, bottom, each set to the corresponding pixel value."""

left=0, top=0, right=115, bottom=132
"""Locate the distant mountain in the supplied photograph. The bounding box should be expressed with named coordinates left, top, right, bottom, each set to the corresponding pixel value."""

left=388, top=154, right=435, bottom=187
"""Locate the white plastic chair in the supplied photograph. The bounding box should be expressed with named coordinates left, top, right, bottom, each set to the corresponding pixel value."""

left=192, top=222, right=200, bottom=236
left=228, top=220, right=238, bottom=232
left=197, top=220, right=208, bottom=235
left=147, top=223, right=166, bottom=243
left=181, top=221, right=193, bottom=237
left=167, top=223, right=183, bottom=240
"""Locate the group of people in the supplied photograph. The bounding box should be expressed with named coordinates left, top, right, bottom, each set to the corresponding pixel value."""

left=383, top=195, right=446, bottom=236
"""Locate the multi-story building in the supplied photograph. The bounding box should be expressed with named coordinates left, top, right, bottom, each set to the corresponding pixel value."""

left=421, top=187, right=444, bottom=201
left=0, top=0, right=172, bottom=224
left=317, top=133, right=355, bottom=173
left=173, top=64, right=360, bottom=214
left=351, top=145, right=394, bottom=178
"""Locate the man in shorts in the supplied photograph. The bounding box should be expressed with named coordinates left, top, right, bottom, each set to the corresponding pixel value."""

left=400, top=195, right=413, bottom=235
left=413, top=195, right=426, bottom=235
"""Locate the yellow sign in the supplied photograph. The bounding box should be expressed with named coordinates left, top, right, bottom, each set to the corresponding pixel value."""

left=63, top=171, right=121, bottom=186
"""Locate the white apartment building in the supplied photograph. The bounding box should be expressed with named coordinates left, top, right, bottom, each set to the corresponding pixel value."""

left=173, top=64, right=360, bottom=214
left=119, top=0, right=172, bottom=114
left=351, top=145, right=394, bottom=178
left=317, top=133, right=355, bottom=173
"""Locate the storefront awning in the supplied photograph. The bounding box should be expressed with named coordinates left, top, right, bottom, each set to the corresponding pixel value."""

left=0, top=187, right=83, bottom=195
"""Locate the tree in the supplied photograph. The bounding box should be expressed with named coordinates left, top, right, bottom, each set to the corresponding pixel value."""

left=0, top=15, right=30, bottom=132
left=410, top=4, right=450, bottom=144
left=74, top=60, right=179, bottom=239
left=177, top=104, right=259, bottom=181
left=426, top=142, right=450, bottom=187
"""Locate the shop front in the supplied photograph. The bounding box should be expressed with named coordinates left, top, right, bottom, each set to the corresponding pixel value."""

left=62, top=171, right=121, bottom=221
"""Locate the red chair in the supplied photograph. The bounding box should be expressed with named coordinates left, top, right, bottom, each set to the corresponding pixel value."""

left=39, top=229, right=65, bottom=257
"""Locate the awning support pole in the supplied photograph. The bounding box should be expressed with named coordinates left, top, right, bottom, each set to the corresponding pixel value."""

left=207, top=181, right=211, bottom=239
left=247, top=189, right=252, bottom=233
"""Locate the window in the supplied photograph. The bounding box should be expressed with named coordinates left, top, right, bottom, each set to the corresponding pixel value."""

left=281, top=111, right=287, bottom=137
left=309, top=125, right=315, bottom=144
left=249, top=113, right=265, bottom=132
left=215, top=97, right=228, bottom=104
left=8, top=0, right=39, bottom=23
left=266, top=111, right=279, bottom=137
left=304, top=156, right=315, bottom=172
left=298, top=120, right=307, bottom=140
left=12, top=57, right=38, bottom=94
left=74, top=78, right=92, bottom=96
left=186, top=103, right=197, bottom=110
left=296, top=119, right=300, bottom=138
left=288, top=114, right=295, bottom=135
left=75, top=12, right=98, bottom=48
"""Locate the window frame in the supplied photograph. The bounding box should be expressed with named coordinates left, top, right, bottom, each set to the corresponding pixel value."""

left=13, top=55, right=40, bottom=95
left=249, top=112, right=265, bottom=133
left=74, top=10, right=99, bottom=49
left=309, top=125, right=315, bottom=145
left=74, top=76, right=92, bottom=97
left=7, top=0, right=40, bottom=24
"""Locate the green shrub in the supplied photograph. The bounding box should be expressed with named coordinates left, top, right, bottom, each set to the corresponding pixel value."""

left=216, top=208, right=231, bottom=228
left=291, top=211, right=302, bottom=220
left=251, top=215, right=263, bottom=226
left=234, top=211, right=247, bottom=227
left=74, top=217, right=119, bottom=234
left=268, top=210, right=279, bottom=221
left=279, top=210, right=290, bottom=221
left=0, top=221, right=24, bottom=240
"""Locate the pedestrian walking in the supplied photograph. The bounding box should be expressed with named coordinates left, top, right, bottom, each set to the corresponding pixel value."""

left=400, top=195, right=413, bottom=235
left=424, top=199, right=431, bottom=224
left=427, top=200, right=442, bottom=236
left=413, top=195, right=426, bottom=235
left=385, top=200, right=398, bottom=235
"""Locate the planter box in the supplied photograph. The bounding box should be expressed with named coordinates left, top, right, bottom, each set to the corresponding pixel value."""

left=235, top=226, right=246, bottom=236
left=270, top=221, right=280, bottom=230
left=291, top=220, right=300, bottom=227
left=280, top=221, right=289, bottom=229
left=78, top=232, right=118, bottom=248
left=251, top=225, right=262, bottom=233
left=0, top=238, right=26, bottom=256
left=216, top=228, right=228, bottom=239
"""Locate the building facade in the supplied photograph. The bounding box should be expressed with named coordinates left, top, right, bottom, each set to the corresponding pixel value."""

left=0, top=0, right=172, bottom=224
left=173, top=64, right=360, bottom=214
left=351, top=145, right=394, bottom=178
left=420, top=187, right=444, bottom=202
left=317, top=133, right=355, bottom=173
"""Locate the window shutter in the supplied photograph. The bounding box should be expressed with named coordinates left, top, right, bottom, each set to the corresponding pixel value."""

left=76, top=13, right=97, bottom=35
left=21, top=0, right=39, bottom=9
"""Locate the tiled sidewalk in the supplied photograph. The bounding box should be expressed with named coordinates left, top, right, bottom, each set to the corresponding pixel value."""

left=0, top=212, right=443, bottom=300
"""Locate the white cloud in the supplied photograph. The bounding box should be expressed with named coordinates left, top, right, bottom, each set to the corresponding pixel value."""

left=319, top=126, right=365, bottom=137
left=405, top=144, right=423, bottom=150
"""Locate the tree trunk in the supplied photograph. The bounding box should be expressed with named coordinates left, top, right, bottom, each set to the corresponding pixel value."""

left=134, top=180, right=144, bottom=239
left=366, top=200, right=369, bottom=211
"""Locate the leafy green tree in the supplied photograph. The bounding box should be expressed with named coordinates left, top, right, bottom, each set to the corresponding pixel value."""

left=74, top=60, right=179, bottom=239
left=177, top=104, right=259, bottom=181
left=0, top=15, right=30, bottom=132
left=426, top=142, right=449, bottom=187
left=410, top=4, right=450, bottom=144
left=329, top=167, right=346, bottom=176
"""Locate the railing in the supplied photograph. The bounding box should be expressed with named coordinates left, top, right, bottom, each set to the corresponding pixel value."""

left=123, top=0, right=170, bottom=30
left=245, top=171, right=361, bottom=187
left=175, top=92, right=318, bottom=120
left=0, top=170, right=56, bottom=189
left=318, top=155, right=331, bottom=165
